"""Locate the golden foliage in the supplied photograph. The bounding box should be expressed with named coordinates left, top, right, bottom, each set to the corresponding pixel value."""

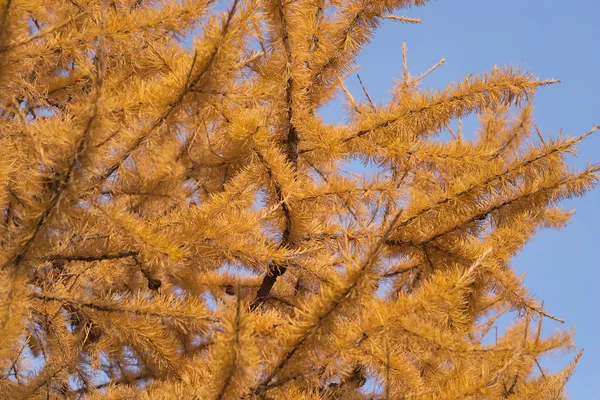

left=0, top=0, right=597, bottom=398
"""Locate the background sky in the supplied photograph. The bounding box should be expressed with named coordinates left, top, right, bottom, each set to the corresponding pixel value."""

left=317, top=0, right=599, bottom=397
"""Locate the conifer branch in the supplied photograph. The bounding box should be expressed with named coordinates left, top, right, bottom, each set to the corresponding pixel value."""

left=300, top=71, right=558, bottom=155
left=253, top=209, right=404, bottom=393
left=249, top=0, right=303, bottom=309
left=387, top=164, right=599, bottom=249
left=385, top=129, right=598, bottom=241
left=309, top=2, right=368, bottom=85
left=1, top=9, right=106, bottom=270
left=0, top=14, right=83, bottom=53
left=250, top=149, right=294, bottom=310
left=277, top=0, right=299, bottom=170
left=42, top=251, right=138, bottom=262
left=339, top=75, right=556, bottom=144
left=307, top=0, right=425, bottom=95
left=382, top=14, right=422, bottom=24
left=214, top=286, right=242, bottom=400
left=0, top=10, right=107, bottom=364
left=415, top=57, right=446, bottom=82
left=303, top=158, right=360, bottom=222
left=89, top=50, right=199, bottom=190
left=32, top=293, right=217, bottom=325
left=485, top=266, right=565, bottom=324
left=357, top=74, right=376, bottom=110
left=89, top=0, right=240, bottom=191
left=384, top=345, right=391, bottom=400
left=11, top=328, right=91, bottom=400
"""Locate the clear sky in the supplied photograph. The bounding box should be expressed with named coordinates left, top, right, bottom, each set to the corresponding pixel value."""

left=317, top=0, right=599, bottom=397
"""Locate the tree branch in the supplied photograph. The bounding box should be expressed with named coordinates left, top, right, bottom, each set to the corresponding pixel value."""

left=250, top=0, right=299, bottom=310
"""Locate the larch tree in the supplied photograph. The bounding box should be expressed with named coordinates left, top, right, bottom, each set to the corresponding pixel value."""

left=0, top=0, right=597, bottom=398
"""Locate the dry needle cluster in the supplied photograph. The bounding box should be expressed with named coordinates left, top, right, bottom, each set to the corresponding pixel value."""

left=0, top=0, right=597, bottom=398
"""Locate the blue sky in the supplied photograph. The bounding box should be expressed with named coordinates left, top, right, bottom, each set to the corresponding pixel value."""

left=317, top=0, right=599, bottom=397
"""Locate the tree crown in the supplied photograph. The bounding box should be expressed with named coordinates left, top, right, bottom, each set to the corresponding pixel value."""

left=0, top=0, right=597, bottom=398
